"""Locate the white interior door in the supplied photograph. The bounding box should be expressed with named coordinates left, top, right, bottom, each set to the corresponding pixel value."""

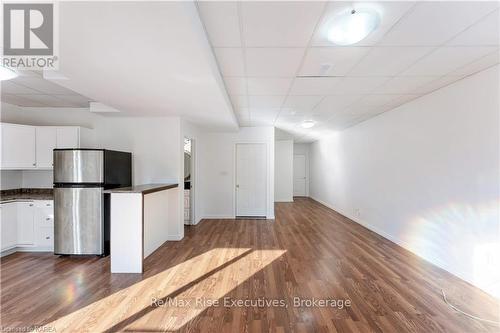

left=293, top=155, right=306, bottom=196
left=236, top=143, right=266, bottom=217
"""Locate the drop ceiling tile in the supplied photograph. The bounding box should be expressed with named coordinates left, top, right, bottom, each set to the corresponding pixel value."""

left=299, top=47, right=370, bottom=76
left=214, top=48, right=245, bottom=76
left=224, top=77, right=247, bottom=95
left=283, top=95, right=324, bottom=111
left=334, top=77, right=389, bottom=94
left=314, top=95, right=363, bottom=114
left=197, top=2, right=241, bottom=47
left=451, top=49, right=499, bottom=76
left=355, top=94, right=408, bottom=107
left=249, top=108, right=280, bottom=125
left=12, top=77, right=77, bottom=94
left=240, top=1, right=325, bottom=47
left=373, top=76, right=437, bottom=94
left=342, top=105, right=387, bottom=117
left=326, top=113, right=368, bottom=130
left=412, top=76, right=466, bottom=95
left=248, top=95, right=285, bottom=108
left=448, top=9, right=500, bottom=46
left=289, top=77, right=342, bottom=95
left=402, top=46, right=497, bottom=76
left=245, top=48, right=304, bottom=77
left=247, top=78, right=292, bottom=95
left=1, top=81, right=39, bottom=94
left=379, top=2, right=499, bottom=46
left=312, top=2, right=415, bottom=46
left=349, top=47, right=434, bottom=76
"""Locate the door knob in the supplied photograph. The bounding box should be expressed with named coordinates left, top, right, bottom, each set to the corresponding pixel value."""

left=236, top=184, right=239, bottom=188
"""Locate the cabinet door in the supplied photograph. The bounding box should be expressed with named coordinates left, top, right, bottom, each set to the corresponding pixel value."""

left=0, top=203, right=17, bottom=250
left=36, top=127, right=57, bottom=168
left=17, top=202, right=35, bottom=245
left=1, top=123, right=36, bottom=169
left=56, top=127, right=80, bottom=149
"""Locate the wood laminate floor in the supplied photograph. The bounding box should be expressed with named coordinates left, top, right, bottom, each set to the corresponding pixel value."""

left=1, top=198, right=499, bottom=332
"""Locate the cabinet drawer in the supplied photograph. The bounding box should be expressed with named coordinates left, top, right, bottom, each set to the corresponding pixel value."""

left=34, top=200, right=53, bottom=208
left=36, top=226, right=54, bottom=248
left=40, top=215, right=54, bottom=227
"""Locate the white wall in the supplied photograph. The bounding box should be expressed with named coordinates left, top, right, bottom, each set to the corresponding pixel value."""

left=293, top=143, right=310, bottom=196
left=309, top=65, right=500, bottom=297
left=1, top=170, right=22, bottom=190
left=22, top=171, right=53, bottom=188
left=197, top=126, right=275, bottom=219
left=275, top=140, right=293, bottom=202
left=0, top=170, right=53, bottom=190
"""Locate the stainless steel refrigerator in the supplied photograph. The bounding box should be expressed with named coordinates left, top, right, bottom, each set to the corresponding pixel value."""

left=53, top=149, right=132, bottom=256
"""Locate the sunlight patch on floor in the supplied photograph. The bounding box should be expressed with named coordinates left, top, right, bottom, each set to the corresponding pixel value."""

left=47, top=247, right=286, bottom=332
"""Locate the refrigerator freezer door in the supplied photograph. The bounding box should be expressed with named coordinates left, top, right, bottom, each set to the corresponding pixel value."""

left=54, top=150, right=104, bottom=183
left=54, top=187, right=103, bottom=255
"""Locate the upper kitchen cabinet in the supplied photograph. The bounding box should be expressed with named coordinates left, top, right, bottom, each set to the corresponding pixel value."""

left=1, top=123, right=36, bottom=169
left=35, top=127, right=57, bottom=168
left=1, top=123, right=94, bottom=170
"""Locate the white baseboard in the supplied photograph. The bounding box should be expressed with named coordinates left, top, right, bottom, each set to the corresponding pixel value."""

left=167, top=234, right=183, bottom=241
left=1, top=246, right=53, bottom=257
left=201, top=215, right=236, bottom=219
left=309, top=196, right=481, bottom=295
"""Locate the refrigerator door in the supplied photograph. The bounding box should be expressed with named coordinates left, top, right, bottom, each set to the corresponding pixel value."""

left=54, top=150, right=104, bottom=184
left=54, top=187, right=103, bottom=255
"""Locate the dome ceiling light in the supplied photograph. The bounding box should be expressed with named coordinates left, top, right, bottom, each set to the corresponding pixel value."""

left=327, top=9, right=380, bottom=46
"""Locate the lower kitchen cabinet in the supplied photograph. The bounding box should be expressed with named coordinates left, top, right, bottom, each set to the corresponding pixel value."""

left=17, top=202, right=35, bottom=245
left=1, top=203, right=17, bottom=251
left=0, top=200, right=54, bottom=253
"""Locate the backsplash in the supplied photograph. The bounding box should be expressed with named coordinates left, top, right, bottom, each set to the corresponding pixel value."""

left=0, top=170, right=53, bottom=190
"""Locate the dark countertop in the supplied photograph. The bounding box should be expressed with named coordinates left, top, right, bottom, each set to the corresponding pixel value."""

left=104, top=183, right=178, bottom=195
left=0, top=189, right=53, bottom=203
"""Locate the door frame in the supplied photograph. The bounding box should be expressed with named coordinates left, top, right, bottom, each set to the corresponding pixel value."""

left=293, top=153, right=309, bottom=197
left=234, top=142, right=268, bottom=218
left=184, top=136, right=196, bottom=225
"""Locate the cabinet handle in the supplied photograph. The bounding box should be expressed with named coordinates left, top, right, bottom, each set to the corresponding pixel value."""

left=46, top=218, right=51, bottom=221
left=32, top=163, right=36, bottom=166
left=46, top=203, right=51, bottom=206
left=46, top=236, right=50, bottom=239
left=29, top=204, right=34, bottom=207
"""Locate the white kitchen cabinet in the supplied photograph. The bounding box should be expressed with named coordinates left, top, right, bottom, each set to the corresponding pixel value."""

left=0, top=200, right=54, bottom=254
left=35, top=127, right=57, bottom=168
left=17, top=202, right=35, bottom=246
left=1, top=123, right=93, bottom=170
left=1, top=202, right=17, bottom=251
left=56, top=127, right=80, bottom=148
left=34, top=201, right=54, bottom=250
left=35, top=227, right=54, bottom=248
left=0, top=123, right=36, bottom=169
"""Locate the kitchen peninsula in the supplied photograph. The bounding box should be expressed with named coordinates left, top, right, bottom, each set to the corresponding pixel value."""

left=105, top=183, right=179, bottom=273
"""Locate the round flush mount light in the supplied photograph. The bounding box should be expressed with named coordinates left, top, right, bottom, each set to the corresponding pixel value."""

left=327, top=9, right=380, bottom=46
left=0, top=65, right=18, bottom=81
left=301, top=120, right=315, bottom=129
